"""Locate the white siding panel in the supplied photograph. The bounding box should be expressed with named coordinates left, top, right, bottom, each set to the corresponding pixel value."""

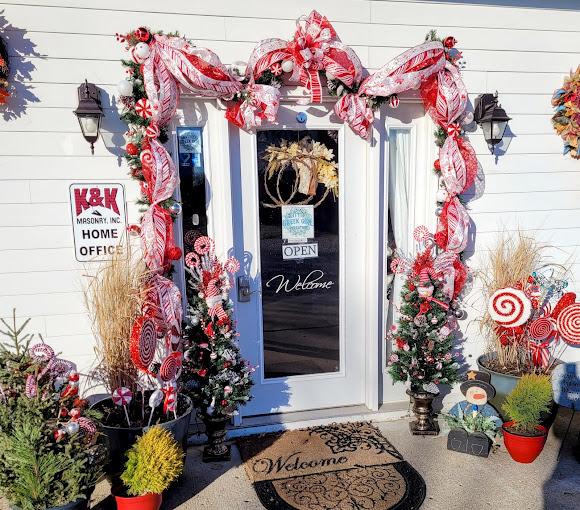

left=0, top=0, right=578, bottom=391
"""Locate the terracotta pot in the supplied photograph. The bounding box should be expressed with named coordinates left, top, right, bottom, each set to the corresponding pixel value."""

left=502, top=420, right=548, bottom=463
left=114, top=492, right=162, bottom=510
left=406, top=389, right=439, bottom=436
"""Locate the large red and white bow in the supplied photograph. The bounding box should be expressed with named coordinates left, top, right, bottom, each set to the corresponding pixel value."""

left=287, top=11, right=362, bottom=103
left=225, top=84, right=280, bottom=129
left=529, top=340, right=550, bottom=368
left=334, top=94, right=374, bottom=139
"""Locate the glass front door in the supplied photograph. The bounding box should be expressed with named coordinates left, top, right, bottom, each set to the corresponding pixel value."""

left=235, top=104, right=368, bottom=416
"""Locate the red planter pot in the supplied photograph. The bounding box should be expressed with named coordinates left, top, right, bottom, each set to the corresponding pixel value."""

left=502, top=421, right=548, bottom=464
left=113, top=492, right=162, bottom=510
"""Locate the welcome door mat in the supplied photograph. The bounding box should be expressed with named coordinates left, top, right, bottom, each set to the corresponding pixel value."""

left=237, top=422, right=426, bottom=510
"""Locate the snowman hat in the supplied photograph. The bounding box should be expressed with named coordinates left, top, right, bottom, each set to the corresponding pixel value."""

left=460, top=370, right=496, bottom=399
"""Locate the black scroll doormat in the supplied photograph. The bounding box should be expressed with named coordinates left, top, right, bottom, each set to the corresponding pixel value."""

left=237, top=422, right=426, bottom=510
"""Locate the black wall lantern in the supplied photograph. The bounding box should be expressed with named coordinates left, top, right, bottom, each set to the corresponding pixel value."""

left=473, top=92, right=511, bottom=153
left=73, top=80, right=103, bottom=154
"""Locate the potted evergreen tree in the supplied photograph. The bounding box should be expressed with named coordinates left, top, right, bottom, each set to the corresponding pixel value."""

left=387, top=229, right=461, bottom=435
left=181, top=236, right=253, bottom=461
left=501, top=374, right=553, bottom=463
left=0, top=311, right=107, bottom=510
left=113, top=426, right=184, bottom=510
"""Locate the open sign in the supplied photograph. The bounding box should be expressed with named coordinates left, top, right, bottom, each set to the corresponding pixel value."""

left=282, top=243, right=318, bottom=260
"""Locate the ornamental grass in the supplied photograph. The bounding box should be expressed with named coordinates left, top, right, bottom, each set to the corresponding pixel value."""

left=84, top=248, right=145, bottom=394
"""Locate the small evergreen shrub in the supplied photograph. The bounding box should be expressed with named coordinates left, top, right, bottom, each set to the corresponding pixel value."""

left=502, top=374, right=552, bottom=434
left=121, top=426, right=184, bottom=496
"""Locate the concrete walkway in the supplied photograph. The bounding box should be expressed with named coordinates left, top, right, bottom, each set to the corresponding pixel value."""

left=2, top=409, right=579, bottom=509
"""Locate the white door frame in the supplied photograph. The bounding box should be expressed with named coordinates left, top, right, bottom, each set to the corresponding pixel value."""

left=170, top=91, right=434, bottom=421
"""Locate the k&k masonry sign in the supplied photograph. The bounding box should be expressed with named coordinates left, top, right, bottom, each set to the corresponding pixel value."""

left=69, top=183, right=127, bottom=262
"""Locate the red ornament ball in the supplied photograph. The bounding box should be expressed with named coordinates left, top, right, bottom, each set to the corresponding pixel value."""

left=221, top=400, right=228, bottom=406
left=126, top=143, right=139, bottom=156
left=134, top=27, right=151, bottom=42
left=443, top=36, right=457, bottom=48
left=167, top=246, right=182, bottom=261
left=433, top=159, right=441, bottom=172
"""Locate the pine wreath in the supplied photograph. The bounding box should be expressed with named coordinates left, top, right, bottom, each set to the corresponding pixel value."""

left=0, top=36, right=9, bottom=105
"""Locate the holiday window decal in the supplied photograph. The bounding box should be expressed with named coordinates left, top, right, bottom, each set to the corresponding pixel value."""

left=116, top=11, right=479, bottom=395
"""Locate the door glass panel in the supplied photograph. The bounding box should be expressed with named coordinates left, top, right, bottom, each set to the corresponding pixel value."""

left=256, top=129, right=340, bottom=378
left=177, top=127, right=208, bottom=250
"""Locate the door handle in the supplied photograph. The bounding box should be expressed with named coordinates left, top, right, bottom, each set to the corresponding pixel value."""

left=237, top=276, right=256, bottom=302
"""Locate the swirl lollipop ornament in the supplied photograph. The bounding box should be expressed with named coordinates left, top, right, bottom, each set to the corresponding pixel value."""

left=112, top=387, right=133, bottom=427
left=556, top=303, right=580, bottom=346
left=488, top=287, right=532, bottom=328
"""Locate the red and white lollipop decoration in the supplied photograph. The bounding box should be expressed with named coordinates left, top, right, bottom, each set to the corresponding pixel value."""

left=135, top=98, right=153, bottom=119
left=159, top=352, right=182, bottom=382
left=556, top=303, right=580, bottom=346
left=112, top=387, right=133, bottom=426
left=130, top=315, right=157, bottom=372
left=528, top=317, right=555, bottom=341
left=488, top=287, right=532, bottom=328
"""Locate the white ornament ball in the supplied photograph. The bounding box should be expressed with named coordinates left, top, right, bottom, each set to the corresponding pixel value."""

left=281, top=60, right=294, bottom=73
left=191, top=316, right=200, bottom=326
left=65, top=421, right=80, bottom=435
left=169, top=202, right=182, bottom=216
left=435, top=206, right=443, bottom=217
left=436, top=189, right=448, bottom=203
left=133, top=42, right=152, bottom=60
left=117, top=79, right=133, bottom=97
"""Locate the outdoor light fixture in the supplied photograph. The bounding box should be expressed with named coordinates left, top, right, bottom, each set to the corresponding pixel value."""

left=473, top=92, right=511, bottom=153
left=73, top=80, right=103, bottom=155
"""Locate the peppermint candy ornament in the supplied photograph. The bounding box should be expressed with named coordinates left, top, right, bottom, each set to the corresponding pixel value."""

left=488, top=287, right=532, bottom=328
left=528, top=317, right=555, bottom=341
left=556, top=303, right=580, bottom=345
left=30, top=343, right=55, bottom=362
left=194, top=236, right=215, bottom=255
left=145, top=122, right=160, bottom=139
left=135, top=98, right=153, bottom=119
left=77, top=417, right=97, bottom=436
left=112, top=387, right=133, bottom=426
left=130, top=315, right=157, bottom=371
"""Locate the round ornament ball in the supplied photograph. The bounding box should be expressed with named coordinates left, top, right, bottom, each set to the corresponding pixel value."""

left=281, top=60, right=294, bottom=73
left=388, top=94, right=400, bottom=108
left=191, top=316, right=200, bottom=326
left=436, top=189, right=448, bottom=203
left=435, top=206, right=443, bottom=217
left=453, top=309, right=465, bottom=319
left=117, top=79, right=133, bottom=97
left=133, top=42, right=151, bottom=61
left=169, top=202, right=182, bottom=216
left=65, top=421, right=80, bottom=435
left=126, top=143, right=139, bottom=156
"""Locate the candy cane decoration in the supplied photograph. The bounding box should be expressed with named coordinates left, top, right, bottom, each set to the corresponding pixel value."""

left=488, top=287, right=532, bottom=328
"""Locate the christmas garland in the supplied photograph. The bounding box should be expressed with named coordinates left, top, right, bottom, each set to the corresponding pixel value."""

left=0, top=35, right=10, bottom=105
left=551, top=66, right=580, bottom=158
left=115, top=11, right=480, bottom=398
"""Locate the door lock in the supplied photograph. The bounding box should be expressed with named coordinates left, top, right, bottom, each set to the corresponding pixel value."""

left=237, top=275, right=254, bottom=302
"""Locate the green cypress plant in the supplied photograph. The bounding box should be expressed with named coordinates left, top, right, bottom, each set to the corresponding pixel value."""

left=502, top=374, right=552, bottom=434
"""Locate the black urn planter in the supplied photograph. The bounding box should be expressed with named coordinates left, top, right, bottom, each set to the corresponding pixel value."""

left=91, top=394, right=193, bottom=479
left=407, top=389, right=439, bottom=436
left=201, top=413, right=231, bottom=462
left=447, top=428, right=491, bottom=458
left=10, top=498, right=88, bottom=510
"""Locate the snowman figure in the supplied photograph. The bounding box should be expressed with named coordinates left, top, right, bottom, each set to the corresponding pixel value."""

left=449, top=370, right=502, bottom=428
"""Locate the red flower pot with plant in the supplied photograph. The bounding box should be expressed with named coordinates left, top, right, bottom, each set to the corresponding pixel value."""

left=113, top=426, right=184, bottom=510
left=501, top=373, right=553, bottom=463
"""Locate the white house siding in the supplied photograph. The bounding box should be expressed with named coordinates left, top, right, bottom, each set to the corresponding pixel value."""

left=0, top=0, right=579, bottom=378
